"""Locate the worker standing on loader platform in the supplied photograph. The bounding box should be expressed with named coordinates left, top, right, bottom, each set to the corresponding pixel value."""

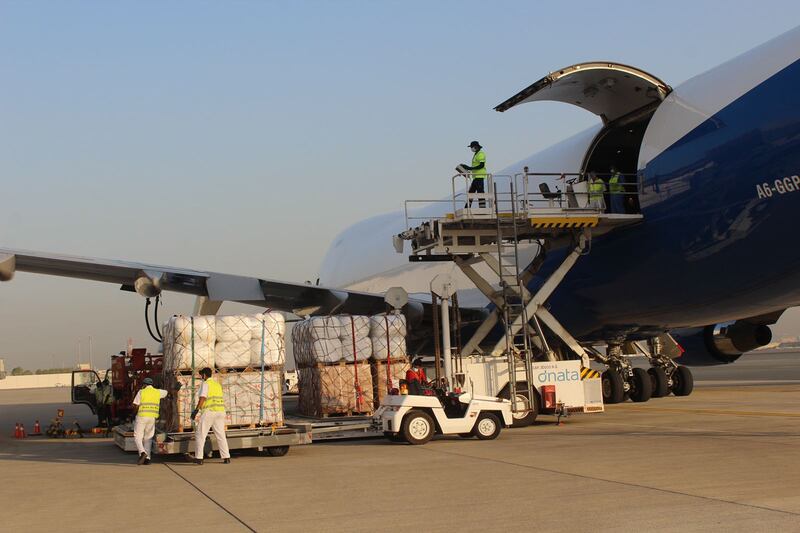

left=132, top=377, right=168, bottom=465
left=459, top=141, right=487, bottom=208
left=405, top=357, right=429, bottom=395
left=608, top=166, right=625, bottom=213
left=190, top=367, right=231, bottom=465
left=588, top=172, right=606, bottom=210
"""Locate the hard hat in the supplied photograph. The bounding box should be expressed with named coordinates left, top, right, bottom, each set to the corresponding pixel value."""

left=142, top=377, right=154, bottom=386
left=468, top=141, right=481, bottom=148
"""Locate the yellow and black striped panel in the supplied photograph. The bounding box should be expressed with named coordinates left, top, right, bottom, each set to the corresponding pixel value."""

left=580, top=367, right=601, bottom=380
left=530, top=216, right=599, bottom=229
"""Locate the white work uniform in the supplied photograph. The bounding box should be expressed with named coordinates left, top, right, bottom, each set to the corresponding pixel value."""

left=194, top=381, right=231, bottom=460
left=132, top=388, right=168, bottom=459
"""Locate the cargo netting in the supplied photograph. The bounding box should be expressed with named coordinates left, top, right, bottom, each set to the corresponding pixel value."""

left=293, top=313, right=409, bottom=416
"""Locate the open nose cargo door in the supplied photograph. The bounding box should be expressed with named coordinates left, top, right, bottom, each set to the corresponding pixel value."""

left=494, top=62, right=671, bottom=123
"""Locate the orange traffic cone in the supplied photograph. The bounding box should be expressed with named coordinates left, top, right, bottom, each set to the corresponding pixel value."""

left=13, top=423, right=20, bottom=438
left=31, top=420, right=41, bottom=436
left=20, top=423, right=27, bottom=438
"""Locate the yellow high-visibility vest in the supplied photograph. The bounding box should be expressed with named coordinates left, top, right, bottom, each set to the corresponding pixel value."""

left=202, top=378, right=225, bottom=413
left=471, top=150, right=487, bottom=180
left=138, top=386, right=161, bottom=418
left=609, top=173, right=624, bottom=194
left=589, top=179, right=606, bottom=201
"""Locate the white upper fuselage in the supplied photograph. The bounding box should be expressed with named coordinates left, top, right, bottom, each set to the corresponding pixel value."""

left=318, top=26, right=800, bottom=331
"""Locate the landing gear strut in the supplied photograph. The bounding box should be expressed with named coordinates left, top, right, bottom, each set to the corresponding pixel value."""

left=647, top=337, right=694, bottom=397
left=602, top=342, right=652, bottom=404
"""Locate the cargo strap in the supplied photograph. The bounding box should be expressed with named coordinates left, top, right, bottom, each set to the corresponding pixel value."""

left=384, top=315, right=393, bottom=392
left=349, top=316, right=364, bottom=410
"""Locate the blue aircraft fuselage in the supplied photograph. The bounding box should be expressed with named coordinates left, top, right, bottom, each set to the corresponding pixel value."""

left=542, top=57, right=800, bottom=340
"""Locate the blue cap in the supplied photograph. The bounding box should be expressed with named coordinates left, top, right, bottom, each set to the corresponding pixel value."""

left=143, top=377, right=154, bottom=385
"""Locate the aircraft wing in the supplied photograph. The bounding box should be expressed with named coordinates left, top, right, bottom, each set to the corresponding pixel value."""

left=0, top=247, right=419, bottom=318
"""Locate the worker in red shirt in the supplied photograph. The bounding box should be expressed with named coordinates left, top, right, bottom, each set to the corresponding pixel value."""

left=406, top=358, right=428, bottom=395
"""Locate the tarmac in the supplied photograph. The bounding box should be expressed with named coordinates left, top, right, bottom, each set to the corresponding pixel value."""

left=1, top=350, right=799, bottom=532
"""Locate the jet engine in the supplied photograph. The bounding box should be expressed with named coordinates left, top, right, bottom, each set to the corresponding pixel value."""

left=673, top=321, right=773, bottom=366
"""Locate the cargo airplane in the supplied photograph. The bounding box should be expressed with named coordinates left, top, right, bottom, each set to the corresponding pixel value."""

left=2, top=25, right=799, bottom=403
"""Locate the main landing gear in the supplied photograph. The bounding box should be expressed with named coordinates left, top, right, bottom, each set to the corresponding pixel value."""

left=600, top=338, right=694, bottom=404
left=647, top=336, right=694, bottom=397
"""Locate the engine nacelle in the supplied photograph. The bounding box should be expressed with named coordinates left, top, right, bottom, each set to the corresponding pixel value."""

left=673, top=321, right=772, bottom=366
left=134, top=270, right=163, bottom=298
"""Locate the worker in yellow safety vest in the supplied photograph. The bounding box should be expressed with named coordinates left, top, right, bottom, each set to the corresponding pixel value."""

left=588, top=172, right=606, bottom=210
left=189, top=367, right=231, bottom=465
left=459, top=141, right=487, bottom=208
left=608, top=166, right=625, bottom=213
left=132, top=377, right=168, bottom=465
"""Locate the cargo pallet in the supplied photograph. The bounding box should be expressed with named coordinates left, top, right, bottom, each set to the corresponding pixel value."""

left=113, top=423, right=312, bottom=455
left=113, top=414, right=384, bottom=452
left=285, top=416, right=382, bottom=441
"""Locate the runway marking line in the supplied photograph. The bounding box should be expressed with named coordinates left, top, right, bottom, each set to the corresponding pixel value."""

left=416, top=446, right=800, bottom=518
left=163, top=463, right=257, bottom=532
left=621, top=406, right=800, bottom=418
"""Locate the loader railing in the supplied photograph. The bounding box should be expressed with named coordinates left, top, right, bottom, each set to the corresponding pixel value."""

left=403, top=171, right=642, bottom=230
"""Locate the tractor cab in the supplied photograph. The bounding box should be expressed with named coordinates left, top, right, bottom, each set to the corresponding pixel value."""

left=71, top=348, right=163, bottom=424
left=71, top=368, right=106, bottom=415
left=378, top=389, right=513, bottom=445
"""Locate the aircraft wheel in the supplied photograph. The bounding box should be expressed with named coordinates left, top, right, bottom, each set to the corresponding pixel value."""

left=629, top=368, right=653, bottom=402
left=500, top=388, right=538, bottom=428
left=401, top=410, right=435, bottom=445
left=670, top=366, right=694, bottom=396
left=648, top=367, right=669, bottom=398
left=472, top=412, right=502, bottom=440
left=602, top=369, right=625, bottom=404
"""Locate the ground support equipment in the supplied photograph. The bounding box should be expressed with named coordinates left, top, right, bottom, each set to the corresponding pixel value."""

left=399, top=173, right=644, bottom=413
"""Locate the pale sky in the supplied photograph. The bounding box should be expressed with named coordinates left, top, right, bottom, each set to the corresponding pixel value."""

left=2, top=1, right=800, bottom=369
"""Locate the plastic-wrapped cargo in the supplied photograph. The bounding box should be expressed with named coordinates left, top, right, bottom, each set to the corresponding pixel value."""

left=163, top=370, right=283, bottom=431
left=214, top=316, right=252, bottom=368
left=369, top=314, right=407, bottom=360
left=340, top=315, right=373, bottom=361
left=247, top=312, right=285, bottom=367
left=216, top=315, right=252, bottom=343
left=293, top=315, right=373, bottom=365
left=164, top=313, right=286, bottom=371
left=369, top=313, right=407, bottom=338
left=163, top=316, right=216, bottom=371
left=371, top=358, right=410, bottom=409
left=221, top=371, right=283, bottom=426
left=297, top=362, right=373, bottom=417
left=215, top=340, right=251, bottom=368
left=310, top=316, right=343, bottom=341
left=292, top=317, right=344, bottom=365
left=168, top=344, right=216, bottom=372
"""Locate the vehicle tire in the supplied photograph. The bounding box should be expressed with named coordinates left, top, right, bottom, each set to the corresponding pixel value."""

left=670, top=366, right=694, bottom=397
left=265, top=446, right=290, bottom=457
left=629, top=367, right=652, bottom=402
left=648, top=367, right=669, bottom=398
left=499, top=387, right=538, bottom=428
left=401, top=410, right=435, bottom=445
left=602, top=369, right=625, bottom=404
left=383, top=431, right=404, bottom=442
left=471, top=412, right=502, bottom=440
